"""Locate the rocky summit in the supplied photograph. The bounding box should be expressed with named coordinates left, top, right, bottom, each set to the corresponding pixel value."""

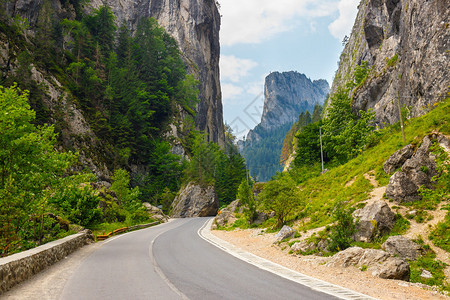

left=331, top=0, right=449, bottom=126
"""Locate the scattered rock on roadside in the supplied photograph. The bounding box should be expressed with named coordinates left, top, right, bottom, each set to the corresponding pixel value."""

left=275, top=225, right=295, bottom=242
left=353, top=201, right=396, bottom=242
left=327, top=247, right=410, bottom=281
left=291, top=239, right=329, bottom=254
left=143, top=203, right=168, bottom=223
left=382, top=236, right=425, bottom=261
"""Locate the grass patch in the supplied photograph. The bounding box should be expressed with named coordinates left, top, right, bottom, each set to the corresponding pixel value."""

left=429, top=210, right=450, bottom=252
left=410, top=252, right=449, bottom=291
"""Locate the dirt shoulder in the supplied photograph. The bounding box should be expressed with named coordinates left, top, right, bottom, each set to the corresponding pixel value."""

left=211, top=228, right=448, bottom=300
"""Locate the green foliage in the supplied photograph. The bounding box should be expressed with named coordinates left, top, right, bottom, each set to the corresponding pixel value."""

left=328, top=203, right=357, bottom=252
left=185, top=129, right=246, bottom=205
left=429, top=210, right=450, bottom=252
left=242, top=123, right=292, bottom=181
left=0, top=85, right=78, bottom=256
left=259, top=174, right=301, bottom=228
left=237, top=179, right=257, bottom=222
left=386, top=54, right=399, bottom=68
left=409, top=251, right=449, bottom=291
left=292, top=98, right=448, bottom=233
left=352, top=61, right=370, bottom=87
left=293, top=121, right=323, bottom=167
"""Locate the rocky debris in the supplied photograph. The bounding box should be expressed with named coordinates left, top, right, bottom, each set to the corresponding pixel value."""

left=382, top=236, right=425, bottom=261
left=291, top=239, right=329, bottom=254
left=142, top=203, right=168, bottom=223
left=227, top=199, right=243, bottom=214
left=211, top=199, right=242, bottom=229
left=352, top=201, right=396, bottom=242
left=383, top=145, right=415, bottom=174
left=385, top=134, right=448, bottom=202
left=274, top=226, right=295, bottom=242
left=171, top=182, right=218, bottom=218
left=421, top=270, right=433, bottom=279
left=327, top=247, right=410, bottom=281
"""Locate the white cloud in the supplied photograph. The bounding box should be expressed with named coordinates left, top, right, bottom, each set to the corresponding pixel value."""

left=328, top=0, right=360, bottom=40
left=221, top=83, right=244, bottom=101
left=220, top=0, right=338, bottom=46
left=220, top=55, right=258, bottom=83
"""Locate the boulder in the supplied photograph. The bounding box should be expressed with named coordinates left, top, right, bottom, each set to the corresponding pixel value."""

left=382, top=236, right=425, bottom=261
left=171, top=182, right=219, bottom=218
left=353, top=201, right=396, bottom=242
left=383, top=144, right=415, bottom=174
left=327, top=247, right=410, bottom=281
left=291, top=239, right=329, bottom=253
left=385, top=135, right=443, bottom=203
left=326, top=247, right=366, bottom=267
left=254, top=211, right=269, bottom=225
left=385, top=171, right=422, bottom=202
left=213, top=210, right=236, bottom=228
left=143, top=203, right=169, bottom=223
left=274, top=225, right=295, bottom=242
left=227, top=199, right=243, bottom=214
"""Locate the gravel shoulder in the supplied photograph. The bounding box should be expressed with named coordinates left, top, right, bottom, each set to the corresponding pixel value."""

left=211, top=228, right=449, bottom=300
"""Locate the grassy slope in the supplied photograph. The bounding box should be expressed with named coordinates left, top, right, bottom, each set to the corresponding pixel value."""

left=295, top=99, right=449, bottom=230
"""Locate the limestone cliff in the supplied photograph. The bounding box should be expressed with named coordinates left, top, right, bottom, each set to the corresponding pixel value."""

left=247, top=72, right=329, bottom=143
left=7, top=0, right=224, bottom=145
left=332, top=0, right=449, bottom=125
left=241, top=71, right=329, bottom=181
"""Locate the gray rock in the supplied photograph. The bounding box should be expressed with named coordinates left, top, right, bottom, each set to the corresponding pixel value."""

left=292, top=239, right=330, bottom=253
left=213, top=210, right=236, bottom=228
left=143, top=203, right=169, bottom=223
left=386, top=135, right=443, bottom=203
left=327, top=247, right=410, bottom=281
left=353, top=201, right=396, bottom=242
left=421, top=269, right=433, bottom=279
left=228, top=199, right=243, bottom=214
left=171, top=182, right=219, bottom=218
left=382, top=236, right=425, bottom=261
left=275, top=226, right=295, bottom=242
left=326, top=247, right=366, bottom=267
left=385, top=171, right=422, bottom=202
left=330, top=0, right=449, bottom=128
left=383, top=144, right=414, bottom=174
left=254, top=211, right=269, bottom=225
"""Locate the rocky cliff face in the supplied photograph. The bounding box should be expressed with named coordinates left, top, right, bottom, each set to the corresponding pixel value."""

left=331, top=0, right=449, bottom=125
left=248, top=72, right=329, bottom=142
left=8, top=0, right=224, bottom=145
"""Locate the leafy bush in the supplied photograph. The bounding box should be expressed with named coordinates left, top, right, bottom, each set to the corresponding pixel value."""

left=328, top=203, right=357, bottom=252
left=259, top=175, right=301, bottom=228
left=237, top=179, right=257, bottom=222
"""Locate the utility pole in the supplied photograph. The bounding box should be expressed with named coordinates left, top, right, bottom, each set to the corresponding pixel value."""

left=397, top=92, right=406, bottom=143
left=320, top=127, right=324, bottom=174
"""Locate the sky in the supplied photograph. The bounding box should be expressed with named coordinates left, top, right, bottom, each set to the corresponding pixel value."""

left=218, top=0, right=361, bottom=138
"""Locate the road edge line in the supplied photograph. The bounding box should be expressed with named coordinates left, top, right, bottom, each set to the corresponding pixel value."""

left=198, top=218, right=378, bottom=300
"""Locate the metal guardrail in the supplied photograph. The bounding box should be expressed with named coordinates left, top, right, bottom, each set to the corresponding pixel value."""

left=96, top=222, right=160, bottom=241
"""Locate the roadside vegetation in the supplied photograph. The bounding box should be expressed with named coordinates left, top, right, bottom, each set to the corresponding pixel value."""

left=219, top=95, right=449, bottom=290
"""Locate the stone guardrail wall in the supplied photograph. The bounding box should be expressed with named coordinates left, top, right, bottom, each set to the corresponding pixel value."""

left=96, top=221, right=160, bottom=241
left=0, top=230, right=94, bottom=294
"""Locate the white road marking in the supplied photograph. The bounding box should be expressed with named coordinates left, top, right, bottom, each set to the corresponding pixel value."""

left=198, top=218, right=378, bottom=300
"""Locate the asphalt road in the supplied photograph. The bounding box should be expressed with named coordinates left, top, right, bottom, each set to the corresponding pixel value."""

left=6, top=218, right=341, bottom=299
left=60, top=218, right=336, bottom=300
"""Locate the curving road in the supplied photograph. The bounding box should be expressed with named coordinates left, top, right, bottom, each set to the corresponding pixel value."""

left=60, top=218, right=338, bottom=300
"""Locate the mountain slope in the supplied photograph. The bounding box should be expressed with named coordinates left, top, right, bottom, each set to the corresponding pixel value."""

left=331, top=0, right=449, bottom=125
left=241, top=72, right=329, bottom=181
